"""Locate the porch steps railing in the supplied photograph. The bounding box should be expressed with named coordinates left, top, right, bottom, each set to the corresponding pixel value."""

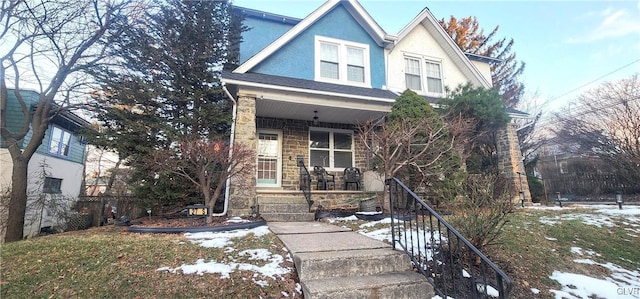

left=387, top=177, right=513, bottom=299
left=297, top=155, right=314, bottom=212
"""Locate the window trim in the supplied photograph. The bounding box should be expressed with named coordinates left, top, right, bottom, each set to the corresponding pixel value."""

left=308, top=127, right=355, bottom=171
left=43, top=177, right=63, bottom=194
left=314, top=36, right=371, bottom=87
left=48, top=125, right=72, bottom=158
left=256, top=129, right=283, bottom=188
left=403, top=54, right=445, bottom=97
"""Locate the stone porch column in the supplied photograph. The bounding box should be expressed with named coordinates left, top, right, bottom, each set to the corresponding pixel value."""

left=496, top=123, right=531, bottom=205
left=229, top=94, right=257, bottom=216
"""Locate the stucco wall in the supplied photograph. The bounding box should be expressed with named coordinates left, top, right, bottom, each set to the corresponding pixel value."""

left=470, top=60, right=493, bottom=86
left=387, top=24, right=479, bottom=95
left=240, top=16, right=295, bottom=64
left=1, top=151, right=84, bottom=238
left=251, top=5, right=386, bottom=88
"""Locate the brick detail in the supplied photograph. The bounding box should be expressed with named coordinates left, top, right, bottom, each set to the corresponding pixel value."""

left=496, top=123, right=531, bottom=204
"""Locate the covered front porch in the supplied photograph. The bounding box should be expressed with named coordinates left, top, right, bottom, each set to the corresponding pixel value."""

left=222, top=73, right=396, bottom=216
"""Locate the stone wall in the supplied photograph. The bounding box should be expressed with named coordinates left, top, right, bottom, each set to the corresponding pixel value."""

left=256, top=117, right=368, bottom=191
left=229, top=94, right=257, bottom=216
left=496, top=123, right=531, bottom=204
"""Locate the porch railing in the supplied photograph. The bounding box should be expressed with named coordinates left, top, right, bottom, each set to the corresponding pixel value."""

left=297, top=156, right=313, bottom=212
left=386, top=177, right=512, bottom=299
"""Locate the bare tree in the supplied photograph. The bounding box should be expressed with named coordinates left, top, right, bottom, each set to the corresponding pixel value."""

left=152, top=139, right=254, bottom=223
left=552, top=74, right=640, bottom=190
left=0, top=0, right=133, bottom=242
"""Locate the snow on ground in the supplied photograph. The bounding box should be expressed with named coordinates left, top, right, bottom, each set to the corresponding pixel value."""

left=536, top=204, right=640, bottom=233
left=183, top=225, right=271, bottom=248
left=157, top=225, right=293, bottom=288
left=325, top=207, right=640, bottom=299
left=549, top=244, right=640, bottom=298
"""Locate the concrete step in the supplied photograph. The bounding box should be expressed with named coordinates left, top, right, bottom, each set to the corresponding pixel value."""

left=262, top=212, right=315, bottom=222
left=260, top=203, right=309, bottom=213
left=301, top=271, right=434, bottom=299
left=294, top=248, right=412, bottom=281
left=257, top=195, right=308, bottom=204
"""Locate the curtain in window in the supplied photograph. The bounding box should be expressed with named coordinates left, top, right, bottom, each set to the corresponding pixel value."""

left=346, top=47, right=364, bottom=82
left=320, top=43, right=339, bottom=79
left=425, top=62, right=443, bottom=93
left=405, top=58, right=422, bottom=90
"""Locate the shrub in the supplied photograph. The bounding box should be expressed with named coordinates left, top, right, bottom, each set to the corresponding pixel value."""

left=448, top=174, right=514, bottom=252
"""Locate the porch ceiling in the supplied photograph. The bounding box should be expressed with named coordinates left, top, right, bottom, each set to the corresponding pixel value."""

left=256, top=97, right=389, bottom=125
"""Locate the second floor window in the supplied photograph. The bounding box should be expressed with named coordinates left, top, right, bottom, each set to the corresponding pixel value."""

left=405, top=56, right=444, bottom=96
left=316, top=36, right=370, bottom=87
left=49, top=126, right=71, bottom=157
left=425, top=61, right=443, bottom=94
left=405, top=57, right=422, bottom=91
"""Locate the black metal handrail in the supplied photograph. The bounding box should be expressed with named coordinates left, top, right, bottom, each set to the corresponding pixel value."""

left=386, top=177, right=512, bottom=299
left=297, top=156, right=313, bottom=212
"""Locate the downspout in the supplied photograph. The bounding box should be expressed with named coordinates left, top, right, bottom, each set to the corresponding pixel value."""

left=212, top=82, right=237, bottom=217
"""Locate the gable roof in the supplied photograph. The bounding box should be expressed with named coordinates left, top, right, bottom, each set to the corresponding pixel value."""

left=234, top=0, right=395, bottom=74
left=394, top=8, right=493, bottom=88
left=236, top=6, right=301, bottom=25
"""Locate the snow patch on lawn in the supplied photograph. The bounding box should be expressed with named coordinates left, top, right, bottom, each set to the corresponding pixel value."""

left=184, top=225, right=271, bottom=248
left=549, top=247, right=640, bottom=298
left=158, top=225, right=291, bottom=287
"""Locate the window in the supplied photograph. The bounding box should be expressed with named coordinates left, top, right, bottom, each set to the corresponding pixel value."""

left=404, top=56, right=444, bottom=96
left=43, top=177, right=62, bottom=193
left=404, top=57, right=422, bottom=91
left=425, top=61, right=443, bottom=94
left=315, top=36, right=370, bottom=86
left=309, top=129, right=353, bottom=169
left=49, top=126, right=72, bottom=157
left=320, top=43, right=339, bottom=79
left=346, top=47, right=365, bottom=82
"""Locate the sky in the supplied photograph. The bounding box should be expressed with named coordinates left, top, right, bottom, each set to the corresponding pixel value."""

left=232, top=0, right=640, bottom=113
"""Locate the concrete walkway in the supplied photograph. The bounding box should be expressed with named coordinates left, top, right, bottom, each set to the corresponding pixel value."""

left=268, top=222, right=434, bottom=299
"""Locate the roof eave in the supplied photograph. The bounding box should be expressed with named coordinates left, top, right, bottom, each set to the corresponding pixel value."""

left=221, top=77, right=396, bottom=103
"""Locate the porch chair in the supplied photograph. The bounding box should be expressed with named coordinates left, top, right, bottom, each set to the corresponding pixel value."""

left=343, top=167, right=361, bottom=190
left=313, top=166, right=335, bottom=190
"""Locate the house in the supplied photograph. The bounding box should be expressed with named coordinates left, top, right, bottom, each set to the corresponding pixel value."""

left=1, top=89, right=90, bottom=238
left=222, top=0, right=530, bottom=218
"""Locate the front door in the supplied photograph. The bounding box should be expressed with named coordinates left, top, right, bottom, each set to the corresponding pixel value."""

left=257, top=130, right=282, bottom=187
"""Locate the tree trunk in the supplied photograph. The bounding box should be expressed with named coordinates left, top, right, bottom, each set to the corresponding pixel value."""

left=104, top=159, right=122, bottom=196
left=4, top=158, right=29, bottom=242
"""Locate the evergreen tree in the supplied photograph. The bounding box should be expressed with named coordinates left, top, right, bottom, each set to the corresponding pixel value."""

left=86, top=0, right=244, bottom=208
left=439, top=83, right=510, bottom=173
left=439, top=16, right=525, bottom=108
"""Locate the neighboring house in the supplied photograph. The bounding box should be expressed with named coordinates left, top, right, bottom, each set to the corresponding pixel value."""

left=1, top=89, right=90, bottom=238
left=222, top=0, right=530, bottom=216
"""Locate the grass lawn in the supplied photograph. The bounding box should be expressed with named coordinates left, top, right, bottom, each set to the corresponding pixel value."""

left=490, top=205, right=640, bottom=298
left=1, top=226, right=300, bottom=298
left=326, top=204, right=640, bottom=298
left=2, top=204, right=638, bottom=299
